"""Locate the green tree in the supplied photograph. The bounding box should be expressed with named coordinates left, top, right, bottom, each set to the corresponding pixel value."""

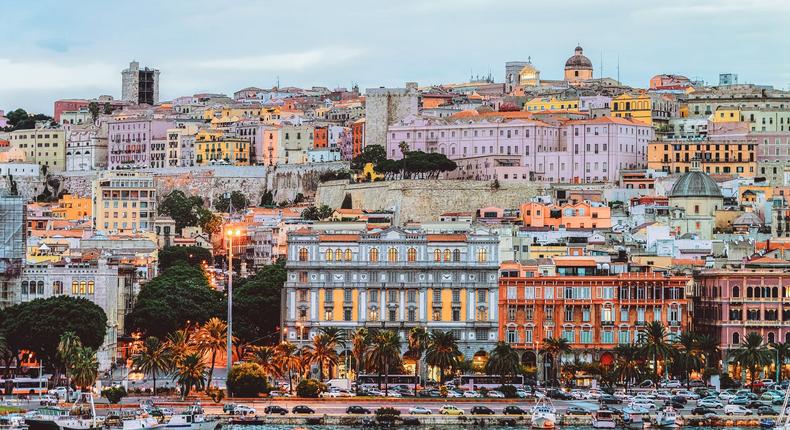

left=232, top=260, right=287, bottom=346
left=165, top=328, right=195, bottom=367
left=173, top=353, right=207, bottom=399
left=57, top=332, right=81, bottom=394
left=273, top=342, right=301, bottom=395
left=158, top=246, right=213, bottom=271
left=697, top=334, right=720, bottom=371
left=351, top=145, right=386, bottom=171
left=675, top=332, right=703, bottom=389
left=424, top=331, right=460, bottom=384
left=214, top=191, right=249, bottom=213
left=296, top=379, right=325, bottom=398
left=132, top=336, right=173, bottom=395
left=103, top=102, right=113, bottom=115
left=771, top=342, right=790, bottom=381
left=350, top=328, right=368, bottom=387
left=341, top=194, right=353, bottom=209
left=102, top=386, right=127, bottom=405
left=196, top=207, right=221, bottom=236
left=731, top=332, right=773, bottom=391
left=541, top=337, right=571, bottom=386
left=300, top=204, right=334, bottom=221
left=614, top=344, right=641, bottom=393
left=158, top=190, right=205, bottom=233
left=638, top=321, right=674, bottom=385
left=70, top=346, right=99, bottom=390
left=406, top=327, right=429, bottom=395
left=227, top=362, right=269, bottom=397
left=259, top=190, right=275, bottom=207
left=196, top=318, right=228, bottom=392
left=88, top=102, right=99, bottom=123
left=303, top=334, right=339, bottom=382
left=252, top=346, right=280, bottom=381
left=485, top=342, right=521, bottom=385
left=365, top=330, right=401, bottom=395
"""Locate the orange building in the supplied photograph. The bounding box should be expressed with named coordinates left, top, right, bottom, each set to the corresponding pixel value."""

left=352, top=118, right=366, bottom=158
left=52, top=194, right=92, bottom=221
left=498, top=260, right=690, bottom=382
left=647, top=140, right=756, bottom=176
left=314, top=126, right=328, bottom=148
left=520, top=201, right=611, bottom=229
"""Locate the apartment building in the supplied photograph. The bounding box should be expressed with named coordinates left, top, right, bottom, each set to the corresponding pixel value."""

left=8, top=128, right=66, bottom=173
left=92, top=172, right=156, bottom=234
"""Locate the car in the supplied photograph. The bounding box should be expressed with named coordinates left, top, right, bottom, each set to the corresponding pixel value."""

left=634, top=393, right=655, bottom=401
left=665, top=399, right=686, bottom=410
left=762, top=379, right=776, bottom=388
left=51, top=387, right=68, bottom=400
left=660, top=379, right=682, bottom=388
left=439, top=405, right=464, bottom=415
left=565, top=406, right=589, bottom=416
left=638, top=380, right=655, bottom=388
left=463, top=390, right=482, bottom=398
left=269, top=390, right=291, bottom=397
left=570, top=390, right=586, bottom=400
left=408, top=406, right=432, bottom=415
left=38, top=395, right=58, bottom=406
left=691, top=406, right=717, bottom=416
left=586, top=390, right=603, bottom=400
left=747, top=400, right=766, bottom=409
left=600, top=395, right=623, bottom=405
left=386, top=390, right=402, bottom=398
left=263, top=406, right=288, bottom=416
left=515, top=389, right=530, bottom=399
left=346, top=406, right=372, bottom=415
left=470, top=406, right=495, bottom=415
left=153, top=408, right=174, bottom=416
left=419, top=389, right=441, bottom=397
left=486, top=390, right=505, bottom=398
left=697, top=399, right=724, bottom=409
left=223, top=404, right=238, bottom=414
left=725, top=404, right=753, bottom=415
left=675, top=390, right=700, bottom=400
left=232, top=406, right=256, bottom=416
left=719, top=392, right=737, bottom=401
left=503, top=405, right=529, bottom=415
left=320, top=389, right=356, bottom=398
left=547, top=389, right=574, bottom=400
left=781, top=381, right=790, bottom=390
left=757, top=406, right=779, bottom=415
left=730, top=396, right=750, bottom=405
left=630, top=401, right=656, bottom=410
left=292, top=405, right=315, bottom=414
left=747, top=380, right=766, bottom=390
left=670, top=396, right=689, bottom=405
left=761, top=392, right=783, bottom=404
left=446, top=390, right=463, bottom=398
left=653, top=391, right=673, bottom=400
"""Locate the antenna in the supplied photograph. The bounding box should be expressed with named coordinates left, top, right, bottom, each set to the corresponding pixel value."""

left=617, top=55, right=620, bottom=84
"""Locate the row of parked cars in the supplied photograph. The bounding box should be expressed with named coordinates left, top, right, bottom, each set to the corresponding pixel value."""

left=318, top=385, right=537, bottom=399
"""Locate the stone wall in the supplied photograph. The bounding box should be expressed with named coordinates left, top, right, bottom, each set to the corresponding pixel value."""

left=316, top=179, right=542, bottom=225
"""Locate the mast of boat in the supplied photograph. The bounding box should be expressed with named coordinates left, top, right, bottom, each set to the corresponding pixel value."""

left=778, top=385, right=790, bottom=430
left=88, top=394, right=96, bottom=427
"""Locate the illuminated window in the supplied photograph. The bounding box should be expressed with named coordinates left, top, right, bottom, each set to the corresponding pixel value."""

left=325, top=249, right=333, bottom=261
left=72, top=281, right=78, bottom=294
left=88, top=281, right=94, bottom=294
left=388, top=248, right=398, bottom=262
left=407, top=248, right=417, bottom=262
left=335, top=249, right=342, bottom=261
left=434, top=249, right=441, bottom=262
left=369, top=248, right=379, bottom=262
left=79, top=281, right=87, bottom=294
left=444, top=249, right=451, bottom=262
left=344, top=249, right=352, bottom=261
left=298, top=248, right=308, bottom=261
left=53, top=281, right=63, bottom=295
left=477, top=248, right=488, bottom=262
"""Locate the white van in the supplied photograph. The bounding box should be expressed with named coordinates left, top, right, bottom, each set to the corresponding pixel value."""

left=724, top=405, right=752, bottom=415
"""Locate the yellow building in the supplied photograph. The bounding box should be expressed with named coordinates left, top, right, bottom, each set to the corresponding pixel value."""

left=195, top=129, right=249, bottom=165
left=611, top=92, right=679, bottom=127
left=9, top=128, right=66, bottom=173
left=647, top=140, right=756, bottom=176
left=202, top=106, right=262, bottom=121
left=712, top=106, right=742, bottom=123
left=92, top=171, right=156, bottom=234
left=52, top=194, right=92, bottom=221
left=523, top=97, right=579, bottom=112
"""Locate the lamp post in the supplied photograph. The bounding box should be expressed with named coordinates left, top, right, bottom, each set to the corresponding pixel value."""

left=226, top=228, right=241, bottom=374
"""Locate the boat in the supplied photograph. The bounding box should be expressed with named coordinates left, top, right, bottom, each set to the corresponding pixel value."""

left=592, top=409, right=616, bottom=429
left=24, top=407, right=70, bottom=430
left=0, top=414, right=28, bottom=430
left=530, top=397, right=556, bottom=429
left=653, top=406, right=681, bottom=429
left=776, top=386, right=790, bottom=430
left=164, top=404, right=218, bottom=430
left=762, top=419, right=777, bottom=429
left=104, top=412, right=164, bottom=430
left=622, top=407, right=652, bottom=430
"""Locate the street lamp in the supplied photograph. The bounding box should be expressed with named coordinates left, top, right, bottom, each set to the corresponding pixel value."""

left=226, top=228, right=241, bottom=373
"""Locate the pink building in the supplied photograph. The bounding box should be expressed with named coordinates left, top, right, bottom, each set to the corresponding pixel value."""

left=107, top=118, right=173, bottom=170
left=386, top=115, right=652, bottom=183
left=0, top=110, right=7, bottom=128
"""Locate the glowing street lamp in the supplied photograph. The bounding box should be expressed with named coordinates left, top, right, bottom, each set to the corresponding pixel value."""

left=226, top=228, right=241, bottom=373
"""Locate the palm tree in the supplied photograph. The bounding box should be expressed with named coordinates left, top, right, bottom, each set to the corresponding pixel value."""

left=273, top=341, right=301, bottom=395
left=424, top=331, right=460, bottom=384
left=318, top=327, right=346, bottom=379
left=731, top=332, right=772, bottom=391
left=132, top=336, right=173, bottom=395
left=485, top=342, right=520, bottom=385
left=303, top=334, right=339, bottom=381
left=69, top=346, right=98, bottom=391
left=674, top=332, right=703, bottom=389
left=365, top=330, right=401, bottom=395
left=252, top=346, right=279, bottom=381
left=196, top=318, right=227, bottom=392
left=57, top=331, right=81, bottom=393
left=638, top=321, right=674, bottom=385
left=613, top=344, right=640, bottom=393
left=173, top=353, right=207, bottom=399
left=350, top=328, right=368, bottom=384
left=541, top=337, right=571, bottom=386
left=165, top=328, right=195, bottom=367
left=770, top=342, right=790, bottom=382
left=696, top=334, right=720, bottom=370
left=407, top=327, right=429, bottom=394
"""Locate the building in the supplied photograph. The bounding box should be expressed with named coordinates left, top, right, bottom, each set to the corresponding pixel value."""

left=121, top=61, right=160, bottom=105
left=648, top=138, right=755, bottom=176
left=499, top=260, right=690, bottom=381
left=283, top=227, right=500, bottom=361
left=564, top=46, right=593, bottom=84
left=8, top=128, right=66, bottom=173
left=611, top=92, right=680, bottom=127
left=0, top=193, right=25, bottom=308
left=66, top=124, right=108, bottom=171
left=166, top=125, right=197, bottom=167
left=649, top=74, right=694, bottom=92
left=668, top=162, right=724, bottom=239
left=51, top=194, right=92, bottom=221
left=92, top=172, right=156, bottom=234
left=195, top=129, right=249, bottom=166
left=523, top=97, right=579, bottom=112
left=520, top=201, right=611, bottom=229
left=505, top=61, right=530, bottom=93
left=364, top=83, right=419, bottom=147
left=687, top=85, right=790, bottom=119
left=107, top=117, right=173, bottom=170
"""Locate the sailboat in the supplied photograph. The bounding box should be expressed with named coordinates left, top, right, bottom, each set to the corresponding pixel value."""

left=774, top=386, right=790, bottom=430
left=54, top=394, right=101, bottom=430
left=530, top=397, right=557, bottom=429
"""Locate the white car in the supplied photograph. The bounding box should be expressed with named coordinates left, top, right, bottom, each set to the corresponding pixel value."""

left=446, top=390, right=463, bottom=398
left=515, top=389, right=529, bottom=399
left=586, top=390, right=603, bottom=400
left=463, top=390, right=482, bottom=398
left=269, top=390, right=292, bottom=397
left=319, top=389, right=356, bottom=398
left=629, top=401, right=656, bottom=410
left=724, top=404, right=752, bottom=415
left=653, top=391, right=673, bottom=400
left=635, top=393, right=655, bottom=401
left=487, top=390, right=505, bottom=398
left=661, top=380, right=681, bottom=388
left=697, top=399, right=724, bottom=409
left=719, top=392, right=737, bottom=401
left=233, top=405, right=256, bottom=416
left=408, top=406, right=432, bottom=415
left=675, top=390, right=700, bottom=400
left=570, top=390, right=586, bottom=400
left=38, top=395, right=58, bottom=406
left=386, top=390, right=402, bottom=398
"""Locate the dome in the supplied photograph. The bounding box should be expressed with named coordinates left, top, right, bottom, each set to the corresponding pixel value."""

left=565, top=46, right=593, bottom=70
left=669, top=170, right=723, bottom=198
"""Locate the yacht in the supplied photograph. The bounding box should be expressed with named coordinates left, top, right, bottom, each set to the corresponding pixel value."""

left=0, top=414, right=28, bottom=430
left=622, top=406, right=651, bottom=430
left=164, top=405, right=218, bottom=430
left=530, top=397, right=556, bottom=429
left=653, top=406, right=681, bottom=429
left=591, top=408, right=616, bottom=429
left=104, top=412, right=163, bottom=430
left=24, top=407, right=70, bottom=430
left=775, top=386, right=790, bottom=430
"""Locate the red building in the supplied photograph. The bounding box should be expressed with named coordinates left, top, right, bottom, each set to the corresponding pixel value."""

left=351, top=118, right=366, bottom=158
left=54, top=99, right=89, bottom=122
left=314, top=126, right=328, bottom=148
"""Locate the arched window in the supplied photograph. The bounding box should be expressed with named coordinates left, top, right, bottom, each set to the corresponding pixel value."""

left=755, top=288, right=762, bottom=298
left=369, top=248, right=379, bottom=262
left=747, top=287, right=753, bottom=298
left=21, top=281, right=28, bottom=295
left=388, top=248, right=398, bottom=262
left=477, top=248, right=488, bottom=262
left=298, top=248, right=308, bottom=261
left=768, top=332, right=776, bottom=344
left=335, top=249, right=343, bottom=261
left=433, top=249, right=441, bottom=262
left=326, top=249, right=333, bottom=261
left=53, top=281, right=63, bottom=295
left=344, top=249, right=352, bottom=261
left=453, top=249, right=461, bottom=262
left=407, top=248, right=417, bottom=262
left=37, top=281, right=44, bottom=295
left=443, top=249, right=451, bottom=262
left=72, top=281, right=79, bottom=294
left=773, top=287, right=779, bottom=298
left=732, top=286, right=740, bottom=298
left=732, top=332, right=740, bottom=345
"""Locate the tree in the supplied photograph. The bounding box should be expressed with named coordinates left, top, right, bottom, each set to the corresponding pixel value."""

left=127, top=263, right=224, bottom=338
left=674, top=332, right=703, bottom=389
left=214, top=191, right=249, bottom=213
left=132, top=336, right=173, bottom=395
left=227, top=362, right=269, bottom=397
left=341, top=194, right=353, bottom=209
left=296, top=379, right=325, bottom=398
left=158, top=190, right=205, bottom=233
left=3, top=297, right=107, bottom=368
left=614, top=344, right=641, bottom=393
left=103, top=102, right=113, bottom=115
left=486, top=342, right=521, bottom=385
left=273, top=342, right=301, bottom=395
left=731, top=332, right=773, bottom=391
left=102, top=386, right=127, bottom=405
left=301, top=204, right=334, bottom=221
left=196, top=318, right=228, bottom=392
left=165, top=328, right=196, bottom=367
left=70, top=346, right=98, bottom=390
left=197, top=208, right=221, bottom=236
left=424, top=331, right=460, bottom=384
left=697, top=334, right=720, bottom=371
left=303, top=334, right=339, bottom=382
left=292, top=193, right=305, bottom=204
left=406, top=327, right=429, bottom=395
left=771, top=342, right=790, bottom=381
left=638, top=321, right=674, bottom=385
left=173, top=353, right=207, bottom=399
left=365, top=330, right=401, bottom=396
left=252, top=346, right=279, bottom=381
left=232, top=260, right=287, bottom=347
left=351, top=145, right=386, bottom=171
left=260, top=190, right=275, bottom=207
left=88, top=102, right=99, bottom=123
left=541, top=337, right=571, bottom=386
left=350, top=328, right=368, bottom=386
left=57, top=332, right=81, bottom=394
left=158, top=246, right=213, bottom=271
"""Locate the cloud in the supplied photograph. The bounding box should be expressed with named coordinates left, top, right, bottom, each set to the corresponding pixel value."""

left=193, top=47, right=364, bottom=72
left=0, top=58, right=116, bottom=91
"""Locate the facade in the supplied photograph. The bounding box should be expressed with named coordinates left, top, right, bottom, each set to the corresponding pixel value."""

left=121, top=61, right=160, bottom=105
left=8, top=128, right=66, bottom=173
left=166, top=125, right=197, bottom=167
left=611, top=92, right=680, bottom=127
left=52, top=194, right=92, bottom=221
left=0, top=194, right=25, bottom=308
left=687, top=86, right=790, bottom=119
left=107, top=118, right=173, bottom=170
left=520, top=201, right=611, bottom=229
left=92, top=172, right=156, bottom=234
left=66, top=124, right=108, bottom=171
left=564, top=46, right=593, bottom=83
left=364, top=84, right=419, bottom=147
left=648, top=139, right=756, bottom=176
left=667, top=163, right=724, bottom=240
left=283, top=227, right=500, bottom=358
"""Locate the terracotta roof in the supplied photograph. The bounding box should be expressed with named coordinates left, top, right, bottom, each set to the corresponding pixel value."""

left=426, top=234, right=467, bottom=242
left=319, top=234, right=360, bottom=242
left=671, top=258, right=705, bottom=266
left=567, top=116, right=651, bottom=126
left=756, top=241, right=790, bottom=251
left=552, top=258, right=597, bottom=267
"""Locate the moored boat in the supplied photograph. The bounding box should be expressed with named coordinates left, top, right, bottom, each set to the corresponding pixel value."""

left=0, top=414, right=28, bottom=430
left=592, top=408, right=616, bottom=429
left=164, top=405, right=217, bottom=430
left=530, top=397, right=556, bottom=429
left=653, top=406, right=681, bottom=429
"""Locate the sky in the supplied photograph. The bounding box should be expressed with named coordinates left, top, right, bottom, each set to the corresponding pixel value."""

left=1, top=0, right=789, bottom=114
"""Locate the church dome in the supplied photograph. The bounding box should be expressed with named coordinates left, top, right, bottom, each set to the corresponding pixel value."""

left=670, top=170, right=723, bottom=198
left=565, top=46, right=593, bottom=70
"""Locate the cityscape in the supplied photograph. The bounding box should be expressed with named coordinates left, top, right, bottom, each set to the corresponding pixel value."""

left=3, top=1, right=790, bottom=428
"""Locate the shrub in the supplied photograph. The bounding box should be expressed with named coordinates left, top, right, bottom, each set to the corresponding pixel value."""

left=497, top=384, right=517, bottom=398
left=102, top=386, right=127, bottom=404
left=296, top=379, right=326, bottom=398
left=227, top=362, right=269, bottom=397
left=375, top=406, right=401, bottom=422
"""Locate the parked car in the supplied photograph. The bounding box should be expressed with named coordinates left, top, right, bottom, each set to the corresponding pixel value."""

left=691, top=407, right=717, bottom=416
left=547, top=389, right=573, bottom=400
left=38, top=395, right=58, bottom=406
left=346, top=406, right=371, bottom=415
left=463, top=390, right=482, bottom=398
left=408, top=406, right=432, bottom=415
left=660, top=379, right=681, bottom=388
left=268, top=391, right=291, bottom=397
left=439, top=405, right=464, bottom=415
left=223, top=404, right=238, bottom=414
left=503, top=405, right=528, bottom=415
left=470, top=406, right=495, bottom=415
left=630, top=401, right=657, bottom=410
left=263, top=406, right=288, bottom=416
left=515, top=389, right=530, bottom=399
left=232, top=406, right=256, bottom=416
left=446, top=390, right=463, bottom=398
left=757, top=406, right=779, bottom=416
left=697, top=399, right=724, bottom=409
left=565, top=406, right=589, bottom=416
left=729, top=397, right=750, bottom=405
left=291, top=405, right=315, bottom=414
left=688, top=380, right=706, bottom=388
left=761, top=379, right=776, bottom=388
left=600, top=395, right=623, bottom=405
left=670, top=396, right=689, bottom=405
left=675, top=390, right=700, bottom=400
left=638, top=380, right=655, bottom=388
left=725, top=404, right=753, bottom=415
left=664, top=399, right=685, bottom=410
left=486, top=390, right=505, bottom=398
left=320, top=389, right=356, bottom=398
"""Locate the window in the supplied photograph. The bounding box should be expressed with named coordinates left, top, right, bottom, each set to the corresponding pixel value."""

left=53, top=281, right=63, bottom=295
left=344, top=289, right=352, bottom=302
left=335, top=249, right=343, bottom=261
left=325, top=249, right=333, bottom=261
left=298, top=248, right=308, bottom=261
left=388, top=290, right=398, bottom=303
left=507, top=329, right=517, bottom=343
left=389, top=309, right=397, bottom=321
left=72, top=281, right=79, bottom=294
left=432, top=309, right=441, bottom=321
left=507, top=287, right=516, bottom=299
left=602, top=330, right=614, bottom=344
left=453, top=249, right=461, bottom=261
left=562, top=329, right=574, bottom=343
left=408, top=309, right=416, bottom=322
left=452, top=289, right=461, bottom=302
left=343, top=309, right=352, bottom=321
left=407, top=289, right=417, bottom=303
left=564, top=306, right=574, bottom=321
left=344, top=249, right=352, bottom=261
left=525, top=307, right=533, bottom=321
left=434, top=249, right=441, bottom=262
left=580, top=330, right=592, bottom=344
left=388, top=248, right=398, bottom=262
left=452, top=308, right=460, bottom=321
left=369, top=289, right=379, bottom=304
left=618, top=330, right=630, bottom=344
left=477, top=289, right=487, bottom=303
left=732, top=332, right=740, bottom=345
left=508, top=307, right=516, bottom=321
left=477, top=248, right=488, bottom=262
left=407, top=247, right=417, bottom=262
left=369, top=248, right=379, bottom=262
